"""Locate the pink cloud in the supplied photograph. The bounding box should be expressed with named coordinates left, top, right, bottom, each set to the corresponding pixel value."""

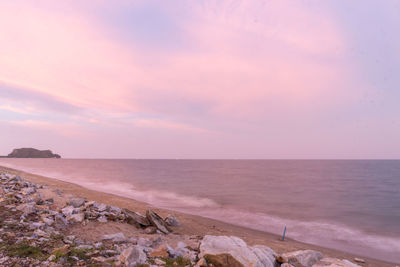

left=0, top=0, right=358, bottom=122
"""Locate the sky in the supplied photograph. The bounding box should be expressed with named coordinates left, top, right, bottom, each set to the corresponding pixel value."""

left=0, top=0, right=399, bottom=159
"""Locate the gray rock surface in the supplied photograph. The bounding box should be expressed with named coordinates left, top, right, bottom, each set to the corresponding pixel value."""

left=101, top=232, right=127, bottom=243
left=199, top=235, right=276, bottom=267
left=312, top=258, right=361, bottom=267
left=282, top=250, right=323, bottom=267
left=69, top=198, right=85, bottom=208
left=165, top=214, right=181, bottom=226
left=146, top=209, right=170, bottom=234
left=119, top=245, right=147, bottom=266
left=124, top=209, right=150, bottom=227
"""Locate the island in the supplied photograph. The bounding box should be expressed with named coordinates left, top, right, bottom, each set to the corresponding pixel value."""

left=0, top=148, right=61, bottom=158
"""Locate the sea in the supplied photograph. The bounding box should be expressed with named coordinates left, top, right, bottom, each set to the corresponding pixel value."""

left=0, top=159, right=399, bottom=262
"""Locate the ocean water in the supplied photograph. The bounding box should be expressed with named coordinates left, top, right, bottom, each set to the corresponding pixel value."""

left=0, top=159, right=399, bottom=262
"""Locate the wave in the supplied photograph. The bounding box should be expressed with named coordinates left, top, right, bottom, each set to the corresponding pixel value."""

left=180, top=208, right=400, bottom=263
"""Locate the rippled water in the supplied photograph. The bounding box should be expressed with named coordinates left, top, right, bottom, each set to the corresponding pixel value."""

left=0, top=159, right=399, bottom=262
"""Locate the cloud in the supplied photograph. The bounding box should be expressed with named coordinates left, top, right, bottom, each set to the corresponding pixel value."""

left=132, top=118, right=213, bottom=133
left=0, top=81, right=83, bottom=114
left=7, top=120, right=87, bottom=138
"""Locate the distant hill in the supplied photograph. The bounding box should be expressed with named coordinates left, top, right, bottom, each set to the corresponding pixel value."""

left=3, top=148, right=61, bottom=158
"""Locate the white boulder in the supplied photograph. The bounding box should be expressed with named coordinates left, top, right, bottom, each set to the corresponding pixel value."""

left=199, top=235, right=276, bottom=267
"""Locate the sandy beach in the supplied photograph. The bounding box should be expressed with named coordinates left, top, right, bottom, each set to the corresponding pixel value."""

left=0, top=164, right=396, bottom=267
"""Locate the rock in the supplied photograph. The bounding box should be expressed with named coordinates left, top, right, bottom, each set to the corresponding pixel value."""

left=119, top=245, right=147, bottom=266
left=149, top=244, right=169, bottom=257
left=155, top=258, right=166, bottom=265
left=146, top=210, right=171, bottom=234
left=195, top=257, right=207, bottom=267
left=199, top=235, right=276, bottom=267
left=204, top=253, right=245, bottom=267
left=21, top=187, right=36, bottom=195
left=69, top=198, right=85, bottom=208
left=164, top=214, right=181, bottom=226
left=48, top=254, right=56, bottom=262
left=70, top=256, right=80, bottom=261
left=94, top=242, right=103, bottom=249
left=353, top=258, right=365, bottom=264
left=171, top=242, right=197, bottom=261
left=16, top=203, right=37, bottom=215
left=42, top=217, right=54, bottom=226
left=69, top=213, right=85, bottom=223
left=29, top=222, right=43, bottom=230
left=61, top=206, right=75, bottom=216
left=101, top=232, right=126, bottom=243
left=109, top=205, right=121, bottom=214
left=98, top=216, right=108, bottom=223
left=282, top=250, right=323, bottom=267
left=93, top=256, right=108, bottom=263
left=97, top=203, right=108, bottom=212
left=54, top=214, right=68, bottom=229
left=312, top=258, right=361, bottom=267
left=124, top=209, right=150, bottom=227
left=275, top=254, right=288, bottom=263
left=137, top=237, right=152, bottom=247
left=54, top=189, right=63, bottom=195
left=35, top=195, right=44, bottom=205
left=76, top=244, right=93, bottom=250
left=34, top=229, right=49, bottom=237
left=144, top=226, right=157, bottom=234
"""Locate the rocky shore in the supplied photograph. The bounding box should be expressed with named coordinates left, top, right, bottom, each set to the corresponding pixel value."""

left=0, top=171, right=381, bottom=267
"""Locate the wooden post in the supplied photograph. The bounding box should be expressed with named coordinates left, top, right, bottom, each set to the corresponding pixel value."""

left=282, top=226, right=287, bottom=241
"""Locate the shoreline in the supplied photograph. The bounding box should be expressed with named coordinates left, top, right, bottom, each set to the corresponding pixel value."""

left=0, top=165, right=396, bottom=266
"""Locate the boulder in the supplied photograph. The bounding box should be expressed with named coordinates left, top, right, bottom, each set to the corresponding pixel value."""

left=353, top=258, right=365, bottom=264
left=196, top=257, right=207, bottom=267
left=97, top=203, right=108, bottom=212
left=16, top=203, right=37, bottom=215
left=98, top=216, right=107, bottom=223
left=42, top=217, right=54, bottom=226
left=165, top=214, right=181, bottom=226
left=199, top=235, right=276, bottom=267
left=69, top=213, right=85, bottom=223
left=149, top=245, right=169, bottom=258
left=312, top=258, right=361, bottom=267
left=170, top=242, right=197, bottom=261
left=109, top=205, right=121, bottom=214
left=124, top=209, right=150, bottom=227
left=282, top=250, right=323, bottom=267
left=69, top=198, right=85, bottom=208
left=61, top=206, right=75, bottom=216
left=146, top=210, right=171, bottom=234
left=54, top=214, right=68, bottom=229
left=137, top=237, right=152, bottom=247
left=204, top=253, right=245, bottom=267
left=34, top=229, right=49, bottom=237
left=21, top=187, right=36, bottom=195
left=155, top=258, right=166, bottom=265
left=101, top=232, right=127, bottom=243
left=119, top=245, right=147, bottom=266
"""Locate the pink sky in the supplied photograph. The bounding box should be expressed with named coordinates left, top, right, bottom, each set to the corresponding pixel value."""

left=1, top=0, right=399, bottom=158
